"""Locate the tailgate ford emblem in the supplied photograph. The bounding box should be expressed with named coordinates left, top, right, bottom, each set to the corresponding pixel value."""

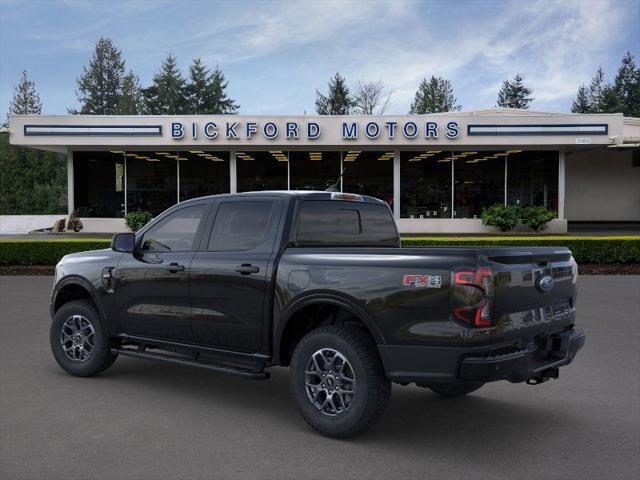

left=536, top=275, right=555, bottom=293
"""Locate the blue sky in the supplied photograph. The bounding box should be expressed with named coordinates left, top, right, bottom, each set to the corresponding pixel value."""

left=1, top=0, right=638, bottom=117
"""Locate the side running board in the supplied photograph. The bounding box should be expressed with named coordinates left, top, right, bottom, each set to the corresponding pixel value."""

left=111, top=347, right=270, bottom=380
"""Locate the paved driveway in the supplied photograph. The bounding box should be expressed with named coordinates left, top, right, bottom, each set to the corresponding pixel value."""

left=1, top=275, right=639, bottom=480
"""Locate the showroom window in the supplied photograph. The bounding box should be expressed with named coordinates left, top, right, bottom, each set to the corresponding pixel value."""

left=236, top=151, right=288, bottom=192
left=73, top=151, right=125, bottom=218
left=507, top=150, right=558, bottom=213
left=289, top=151, right=340, bottom=191
left=176, top=150, right=230, bottom=202
left=400, top=151, right=452, bottom=218
left=126, top=152, right=177, bottom=216
left=343, top=151, right=394, bottom=205
left=453, top=151, right=505, bottom=219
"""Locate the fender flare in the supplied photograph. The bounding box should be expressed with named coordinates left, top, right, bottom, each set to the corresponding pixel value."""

left=52, top=275, right=110, bottom=333
left=273, top=291, right=386, bottom=365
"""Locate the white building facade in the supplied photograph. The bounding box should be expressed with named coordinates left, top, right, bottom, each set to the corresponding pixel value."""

left=8, top=109, right=640, bottom=233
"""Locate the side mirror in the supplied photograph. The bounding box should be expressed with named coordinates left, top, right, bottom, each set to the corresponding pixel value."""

left=111, top=232, right=136, bottom=253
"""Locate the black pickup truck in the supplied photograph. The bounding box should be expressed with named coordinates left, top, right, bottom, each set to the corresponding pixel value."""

left=51, top=191, right=584, bottom=437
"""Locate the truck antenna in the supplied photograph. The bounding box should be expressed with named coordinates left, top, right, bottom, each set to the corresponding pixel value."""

left=325, top=167, right=347, bottom=192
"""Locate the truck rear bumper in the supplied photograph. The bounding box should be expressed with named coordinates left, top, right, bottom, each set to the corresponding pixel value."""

left=379, top=329, right=585, bottom=384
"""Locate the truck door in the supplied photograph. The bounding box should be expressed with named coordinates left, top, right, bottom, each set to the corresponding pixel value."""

left=189, top=198, right=284, bottom=353
left=115, top=202, right=209, bottom=343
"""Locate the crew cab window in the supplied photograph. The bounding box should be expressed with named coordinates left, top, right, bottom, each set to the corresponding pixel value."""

left=296, top=201, right=399, bottom=246
left=140, top=204, right=206, bottom=252
left=207, top=201, right=277, bottom=251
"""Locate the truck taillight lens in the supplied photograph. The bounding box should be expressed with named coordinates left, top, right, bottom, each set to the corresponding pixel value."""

left=452, top=267, right=494, bottom=327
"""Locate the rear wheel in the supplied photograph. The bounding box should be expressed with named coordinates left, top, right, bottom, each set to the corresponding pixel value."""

left=427, top=382, right=484, bottom=397
left=50, top=300, right=117, bottom=377
left=289, top=326, right=391, bottom=438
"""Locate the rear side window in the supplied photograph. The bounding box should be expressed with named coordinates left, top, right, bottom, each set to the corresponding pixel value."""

left=296, top=201, right=399, bottom=246
left=208, top=201, right=277, bottom=251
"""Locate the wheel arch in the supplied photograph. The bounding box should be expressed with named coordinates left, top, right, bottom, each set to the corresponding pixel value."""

left=52, top=276, right=110, bottom=333
left=274, top=292, right=385, bottom=366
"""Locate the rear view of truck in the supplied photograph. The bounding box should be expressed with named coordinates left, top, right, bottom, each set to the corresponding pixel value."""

left=451, top=248, right=585, bottom=385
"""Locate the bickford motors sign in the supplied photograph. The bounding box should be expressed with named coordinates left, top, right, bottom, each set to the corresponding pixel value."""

left=171, top=119, right=461, bottom=141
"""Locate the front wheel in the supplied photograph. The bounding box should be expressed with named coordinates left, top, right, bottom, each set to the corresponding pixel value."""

left=50, top=300, right=118, bottom=377
left=289, top=326, right=391, bottom=438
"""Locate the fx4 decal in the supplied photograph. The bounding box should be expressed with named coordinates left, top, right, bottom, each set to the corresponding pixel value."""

left=403, top=274, right=443, bottom=288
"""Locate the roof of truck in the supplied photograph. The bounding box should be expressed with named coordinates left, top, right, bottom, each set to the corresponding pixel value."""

left=181, top=190, right=389, bottom=205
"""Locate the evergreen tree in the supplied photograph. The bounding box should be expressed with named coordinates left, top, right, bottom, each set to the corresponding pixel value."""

left=571, top=85, right=591, bottom=113
left=207, top=65, right=239, bottom=114
left=185, top=59, right=239, bottom=114
left=186, top=58, right=209, bottom=114
left=587, top=67, right=607, bottom=112
left=75, top=37, right=126, bottom=114
left=143, top=53, right=188, bottom=114
left=315, top=73, right=353, bottom=115
left=2, top=71, right=66, bottom=214
left=409, top=76, right=460, bottom=114
left=496, top=73, right=534, bottom=109
left=613, top=51, right=640, bottom=117
left=9, top=70, right=42, bottom=116
left=116, top=71, right=144, bottom=114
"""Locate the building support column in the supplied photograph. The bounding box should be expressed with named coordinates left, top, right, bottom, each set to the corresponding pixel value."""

left=393, top=150, right=400, bottom=219
left=230, top=150, right=237, bottom=193
left=66, top=149, right=74, bottom=216
left=558, top=149, right=566, bottom=219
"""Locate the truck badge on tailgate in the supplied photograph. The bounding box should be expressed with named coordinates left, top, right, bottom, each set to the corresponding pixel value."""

left=403, top=275, right=442, bottom=288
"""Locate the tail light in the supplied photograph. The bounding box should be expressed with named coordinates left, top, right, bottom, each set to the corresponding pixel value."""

left=452, top=267, right=494, bottom=327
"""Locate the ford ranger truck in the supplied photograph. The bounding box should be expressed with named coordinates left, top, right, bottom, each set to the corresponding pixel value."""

left=50, top=191, right=584, bottom=438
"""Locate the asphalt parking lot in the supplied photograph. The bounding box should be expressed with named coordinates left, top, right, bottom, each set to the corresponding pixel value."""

left=1, top=275, right=639, bottom=480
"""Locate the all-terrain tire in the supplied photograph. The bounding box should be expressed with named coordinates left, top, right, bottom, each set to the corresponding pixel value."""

left=50, top=300, right=117, bottom=377
left=427, top=382, right=484, bottom=397
left=289, top=325, right=391, bottom=438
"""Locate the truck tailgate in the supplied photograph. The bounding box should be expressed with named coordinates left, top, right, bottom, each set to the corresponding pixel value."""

left=487, top=248, right=577, bottom=344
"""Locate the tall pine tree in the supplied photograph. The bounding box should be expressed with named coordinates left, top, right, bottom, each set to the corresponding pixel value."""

left=496, top=74, right=534, bottom=109
left=116, top=71, right=144, bottom=114
left=185, top=59, right=239, bottom=114
left=613, top=51, right=640, bottom=117
left=75, top=38, right=126, bottom=114
left=409, top=76, right=460, bottom=114
left=1, top=72, right=66, bottom=215
left=143, top=53, right=188, bottom=114
left=8, top=70, right=42, bottom=117
left=315, top=73, right=353, bottom=115
left=207, top=65, right=239, bottom=114
left=571, top=85, right=591, bottom=113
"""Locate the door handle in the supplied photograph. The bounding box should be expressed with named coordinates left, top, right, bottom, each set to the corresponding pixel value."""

left=235, top=264, right=260, bottom=275
left=166, top=262, right=185, bottom=273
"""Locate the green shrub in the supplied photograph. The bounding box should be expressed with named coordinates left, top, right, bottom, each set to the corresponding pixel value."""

left=0, top=239, right=111, bottom=265
left=401, top=236, right=640, bottom=264
left=481, top=205, right=521, bottom=232
left=125, top=210, right=153, bottom=232
left=521, top=206, right=556, bottom=232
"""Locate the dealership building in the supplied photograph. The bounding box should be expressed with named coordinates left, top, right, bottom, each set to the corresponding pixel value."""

left=7, top=109, right=640, bottom=233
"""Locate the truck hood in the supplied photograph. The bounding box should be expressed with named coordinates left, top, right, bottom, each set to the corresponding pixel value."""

left=59, top=248, right=118, bottom=265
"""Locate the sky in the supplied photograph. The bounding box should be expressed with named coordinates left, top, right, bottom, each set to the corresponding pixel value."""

left=0, top=0, right=638, bottom=117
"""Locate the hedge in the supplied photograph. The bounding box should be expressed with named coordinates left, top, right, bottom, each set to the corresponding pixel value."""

left=401, top=237, right=640, bottom=264
left=0, top=239, right=111, bottom=265
left=0, top=236, right=638, bottom=265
